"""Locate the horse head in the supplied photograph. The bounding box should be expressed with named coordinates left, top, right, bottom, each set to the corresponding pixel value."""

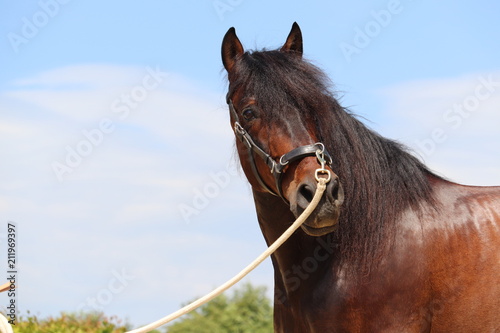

left=222, top=23, right=344, bottom=236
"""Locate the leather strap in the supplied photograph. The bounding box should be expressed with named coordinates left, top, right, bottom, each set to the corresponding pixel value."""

left=227, top=98, right=332, bottom=202
left=276, top=143, right=332, bottom=174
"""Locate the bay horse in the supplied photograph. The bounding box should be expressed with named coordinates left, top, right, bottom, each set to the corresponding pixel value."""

left=221, top=23, right=500, bottom=332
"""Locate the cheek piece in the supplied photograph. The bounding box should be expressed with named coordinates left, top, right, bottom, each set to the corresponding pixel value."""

left=227, top=97, right=333, bottom=203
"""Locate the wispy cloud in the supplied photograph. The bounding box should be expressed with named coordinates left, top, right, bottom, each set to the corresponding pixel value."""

left=11, top=64, right=144, bottom=88
left=0, top=64, right=270, bottom=324
left=378, top=70, right=500, bottom=185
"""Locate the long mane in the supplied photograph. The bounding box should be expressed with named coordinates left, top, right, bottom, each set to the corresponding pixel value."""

left=231, top=49, right=441, bottom=273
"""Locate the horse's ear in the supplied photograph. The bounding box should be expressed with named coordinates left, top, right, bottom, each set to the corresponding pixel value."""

left=222, top=27, right=244, bottom=72
left=281, top=22, right=303, bottom=57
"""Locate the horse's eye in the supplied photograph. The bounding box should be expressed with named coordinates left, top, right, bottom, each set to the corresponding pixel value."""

left=242, top=108, right=256, bottom=121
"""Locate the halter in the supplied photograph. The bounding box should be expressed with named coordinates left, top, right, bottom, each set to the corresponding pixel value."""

left=227, top=95, right=333, bottom=202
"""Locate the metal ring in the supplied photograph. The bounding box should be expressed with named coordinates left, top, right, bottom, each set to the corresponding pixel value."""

left=315, top=168, right=332, bottom=183
left=269, top=160, right=280, bottom=174
left=234, top=122, right=244, bottom=134
left=314, top=142, right=325, bottom=154
left=315, top=150, right=326, bottom=167
left=279, top=155, right=290, bottom=167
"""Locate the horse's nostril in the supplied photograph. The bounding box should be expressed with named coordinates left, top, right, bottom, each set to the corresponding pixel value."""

left=299, top=184, right=315, bottom=203
left=329, top=179, right=344, bottom=205
left=330, top=179, right=339, bottom=198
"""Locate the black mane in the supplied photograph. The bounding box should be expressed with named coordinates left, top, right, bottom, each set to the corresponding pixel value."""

left=230, top=49, right=440, bottom=272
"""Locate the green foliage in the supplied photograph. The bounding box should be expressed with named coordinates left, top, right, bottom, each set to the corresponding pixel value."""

left=12, top=283, right=273, bottom=333
left=165, top=283, right=273, bottom=333
left=13, top=311, right=131, bottom=333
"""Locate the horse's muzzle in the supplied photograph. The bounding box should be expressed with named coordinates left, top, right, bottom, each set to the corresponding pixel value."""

left=290, top=175, right=344, bottom=236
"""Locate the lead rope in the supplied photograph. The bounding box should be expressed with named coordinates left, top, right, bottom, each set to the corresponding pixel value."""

left=0, top=314, right=12, bottom=333
left=126, top=174, right=330, bottom=333
left=0, top=283, right=13, bottom=333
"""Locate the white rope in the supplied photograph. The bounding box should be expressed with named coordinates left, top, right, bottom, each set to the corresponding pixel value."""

left=126, top=177, right=328, bottom=333
left=0, top=282, right=13, bottom=333
left=0, top=314, right=13, bottom=333
left=0, top=282, right=10, bottom=293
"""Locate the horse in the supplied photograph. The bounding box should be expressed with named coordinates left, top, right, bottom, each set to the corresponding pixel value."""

left=221, top=23, right=500, bottom=332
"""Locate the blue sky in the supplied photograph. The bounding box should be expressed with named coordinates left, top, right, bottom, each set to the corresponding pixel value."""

left=1, top=0, right=499, bottom=330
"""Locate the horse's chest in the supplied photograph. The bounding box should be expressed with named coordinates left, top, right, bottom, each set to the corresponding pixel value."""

left=287, top=263, right=430, bottom=332
left=293, top=287, right=428, bottom=333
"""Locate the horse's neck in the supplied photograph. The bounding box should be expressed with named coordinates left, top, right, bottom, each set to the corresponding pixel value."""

left=252, top=190, right=337, bottom=291
left=252, top=190, right=292, bottom=239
